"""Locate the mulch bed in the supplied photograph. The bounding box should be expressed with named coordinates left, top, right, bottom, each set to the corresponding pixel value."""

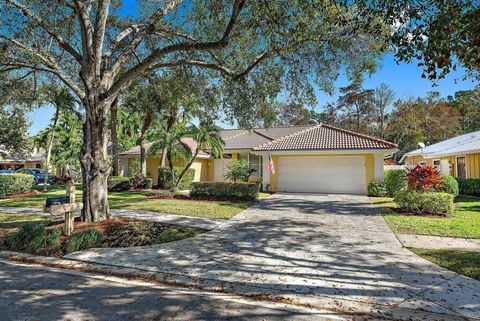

left=0, top=190, right=44, bottom=199
left=389, top=207, right=452, bottom=218
left=0, top=217, right=205, bottom=257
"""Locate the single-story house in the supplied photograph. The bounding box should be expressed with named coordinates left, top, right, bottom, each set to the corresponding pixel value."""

left=401, top=130, right=480, bottom=179
left=0, top=148, right=45, bottom=170
left=120, top=124, right=398, bottom=194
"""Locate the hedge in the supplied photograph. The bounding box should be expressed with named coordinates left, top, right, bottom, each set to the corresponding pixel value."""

left=437, top=174, right=459, bottom=196
left=190, top=182, right=260, bottom=201
left=367, top=181, right=387, bottom=197
left=457, top=178, right=480, bottom=196
left=384, top=169, right=408, bottom=196
left=394, top=190, right=454, bottom=215
left=158, top=167, right=195, bottom=190
left=0, top=174, right=35, bottom=196
left=108, top=176, right=131, bottom=192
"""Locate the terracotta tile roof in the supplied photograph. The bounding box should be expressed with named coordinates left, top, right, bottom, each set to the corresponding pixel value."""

left=253, top=124, right=397, bottom=151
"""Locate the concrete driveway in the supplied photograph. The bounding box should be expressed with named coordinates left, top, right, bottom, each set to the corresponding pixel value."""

left=67, top=193, right=480, bottom=320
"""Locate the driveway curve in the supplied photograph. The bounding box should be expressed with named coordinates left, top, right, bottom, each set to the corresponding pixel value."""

left=67, top=193, right=480, bottom=320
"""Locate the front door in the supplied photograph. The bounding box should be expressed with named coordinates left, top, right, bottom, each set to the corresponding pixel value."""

left=457, top=157, right=467, bottom=178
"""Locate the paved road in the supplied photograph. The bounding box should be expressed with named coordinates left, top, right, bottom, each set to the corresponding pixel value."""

left=67, top=194, right=480, bottom=320
left=0, top=259, right=341, bottom=321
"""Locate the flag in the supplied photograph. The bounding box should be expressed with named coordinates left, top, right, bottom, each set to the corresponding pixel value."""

left=268, top=152, right=275, bottom=175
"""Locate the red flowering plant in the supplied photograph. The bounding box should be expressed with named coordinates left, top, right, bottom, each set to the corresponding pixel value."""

left=407, top=165, right=444, bottom=192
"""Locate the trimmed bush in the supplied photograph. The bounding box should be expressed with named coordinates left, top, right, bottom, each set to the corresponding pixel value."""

left=190, top=181, right=259, bottom=201
left=384, top=169, right=408, bottom=196
left=0, top=173, right=34, bottom=196
left=394, top=190, right=454, bottom=215
left=437, top=174, right=459, bottom=196
left=367, top=181, right=387, bottom=197
left=65, top=228, right=103, bottom=253
left=158, top=167, right=195, bottom=190
left=457, top=178, right=480, bottom=196
left=108, top=176, right=131, bottom=192
left=407, top=165, right=444, bottom=192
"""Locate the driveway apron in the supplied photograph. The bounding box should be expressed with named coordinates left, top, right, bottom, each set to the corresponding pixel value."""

left=66, top=193, right=480, bottom=320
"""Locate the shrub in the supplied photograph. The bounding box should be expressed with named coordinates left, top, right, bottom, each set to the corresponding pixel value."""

left=367, top=181, right=387, bottom=197
left=129, top=173, right=146, bottom=189
left=394, top=190, right=454, bottom=215
left=437, top=174, right=459, bottom=196
left=65, top=228, right=103, bottom=253
left=407, top=165, right=444, bottom=192
left=384, top=169, right=408, bottom=196
left=7, top=223, right=62, bottom=255
left=457, top=178, right=480, bottom=196
left=0, top=174, right=34, bottom=196
left=158, top=167, right=195, bottom=190
left=190, top=181, right=260, bottom=201
left=225, top=160, right=256, bottom=182
left=108, top=176, right=131, bottom=192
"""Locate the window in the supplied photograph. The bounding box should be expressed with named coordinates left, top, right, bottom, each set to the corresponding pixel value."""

left=249, top=154, right=262, bottom=177
left=419, top=161, right=427, bottom=166
left=237, top=153, right=262, bottom=177
left=433, top=160, right=440, bottom=170
left=457, top=157, right=467, bottom=179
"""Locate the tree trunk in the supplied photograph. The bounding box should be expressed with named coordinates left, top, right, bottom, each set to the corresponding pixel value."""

left=175, top=148, right=199, bottom=189
left=43, top=106, right=60, bottom=191
left=110, top=96, right=119, bottom=176
left=160, top=103, right=179, bottom=167
left=80, top=98, right=112, bottom=222
left=140, top=110, right=154, bottom=177
left=167, top=149, right=175, bottom=192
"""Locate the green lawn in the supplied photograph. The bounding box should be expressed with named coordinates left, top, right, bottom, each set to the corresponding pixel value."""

left=0, top=213, right=48, bottom=228
left=410, top=248, right=480, bottom=281
left=0, top=186, right=251, bottom=220
left=370, top=196, right=480, bottom=239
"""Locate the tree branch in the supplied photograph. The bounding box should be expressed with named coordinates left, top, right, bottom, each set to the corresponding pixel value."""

left=107, top=0, right=246, bottom=97
left=72, top=0, right=94, bottom=59
left=93, top=0, right=111, bottom=71
left=3, top=0, right=82, bottom=63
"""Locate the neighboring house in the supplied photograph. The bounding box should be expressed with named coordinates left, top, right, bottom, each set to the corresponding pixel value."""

left=0, top=148, right=45, bottom=170
left=402, top=130, right=480, bottom=179
left=121, top=124, right=397, bottom=195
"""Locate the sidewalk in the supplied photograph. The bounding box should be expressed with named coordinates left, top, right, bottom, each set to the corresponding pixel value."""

left=397, top=233, right=480, bottom=251
left=0, top=206, right=222, bottom=230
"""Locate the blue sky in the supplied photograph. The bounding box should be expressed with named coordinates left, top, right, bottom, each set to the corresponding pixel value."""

left=27, top=53, right=478, bottom=135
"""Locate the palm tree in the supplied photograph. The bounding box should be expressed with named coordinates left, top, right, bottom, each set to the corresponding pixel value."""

left=175, top=123, right=224, bottom=188
left=150, top=122, right=192, bottom=190
left=40, top=85, right=76, bottom=191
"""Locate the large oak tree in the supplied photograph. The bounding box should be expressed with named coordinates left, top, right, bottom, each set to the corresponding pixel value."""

left=1, top=0, right=389, bottom=221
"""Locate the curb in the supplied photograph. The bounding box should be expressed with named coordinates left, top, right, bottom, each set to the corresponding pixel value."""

left=0, top=250, right=471, bottom=321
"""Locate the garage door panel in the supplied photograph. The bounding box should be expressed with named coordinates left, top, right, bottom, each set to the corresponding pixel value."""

left=277, top=156, right=366, bottom=194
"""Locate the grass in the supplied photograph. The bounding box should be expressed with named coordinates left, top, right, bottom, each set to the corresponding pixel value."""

left=370, top=196, right=480, bottom=239
left=0, top=186, right=251, bottom=220
left=0, top=213, right=48, bottom=228
left=410, top=248, right=480, bottom=281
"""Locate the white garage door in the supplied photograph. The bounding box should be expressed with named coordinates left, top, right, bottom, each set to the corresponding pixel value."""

left=277, top=156, right=366, bottom=194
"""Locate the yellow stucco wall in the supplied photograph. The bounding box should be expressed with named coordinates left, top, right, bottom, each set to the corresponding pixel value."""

left=268, top=153, right=375, bottom=192
left=191, top=159, right=210, bottom=182
left=141, top=157, right=211, bottom=185
left=404, top=153, right=480, bottom=178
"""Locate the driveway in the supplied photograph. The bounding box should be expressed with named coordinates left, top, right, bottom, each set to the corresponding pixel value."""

left=67, top=194, right=480, bottom=320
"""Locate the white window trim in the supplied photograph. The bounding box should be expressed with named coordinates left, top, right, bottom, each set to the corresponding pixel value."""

left=238, top=153, right=263, bottom=177
left=455, top=155, right=468, bottom=179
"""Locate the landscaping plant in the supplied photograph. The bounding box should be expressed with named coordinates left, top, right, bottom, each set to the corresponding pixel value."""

left=407, top=165, right=444, bottom=192
left=457, top=178, right=480, bottom=196
left=0, top=174, right=35, bottom=196
left=437, top=174, right=459, bottom=196
left=191, top=182, right=260, bottom=201
left=384, top=169, right=408, bottom=196
left=225, top=160, right=256, bottom=182
left=367, top=181, right=387, bottom=197
left=394, top=190, right=454, bottom=215
left=65, top=228, right=103, bottom=253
